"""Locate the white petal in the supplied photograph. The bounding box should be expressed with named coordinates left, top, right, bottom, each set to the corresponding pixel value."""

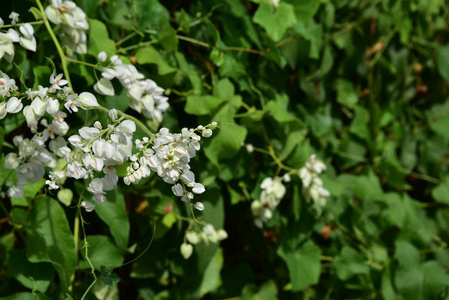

left=93, top=78, right=115, bottom=96
left=19, top=36, right=37, bottom=52
left=78, top=92, right=99, bottom=107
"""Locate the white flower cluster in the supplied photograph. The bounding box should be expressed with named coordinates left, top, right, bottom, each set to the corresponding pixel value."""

left=180, top=224, right=228, bottom=259
left=1, top=67, right=214, bottom=213
left=125, top=123, right=216, bottom=212
left=251, top=176, right=287, bottom=228
left=64, top=119, right=136, bottom=211
left=45, top=0, right=89, bottom=54
left=298, top=154, right=330, bottom=206
left=2, top=73, right=78, bottom=198
left=0, top=13, right=37, bottom=62
left=94, top=53, right=169, bottom=123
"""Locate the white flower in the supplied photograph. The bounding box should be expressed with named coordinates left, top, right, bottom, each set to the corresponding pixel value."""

left=7, top=185, right=23, bottom=198
left=116, top=120, right=136, bottom=135
left=0, top=30, right=18, bottom=62
left=186, top=231, right=201, bottom=244
left=18, top=24, right=36, bottom=52
left=50, top=72, right=68, bottom=89
left=251, top=200, right=273, bottom=228
left=97, top=51, right=107, bottom=62
left=194, top=201, right=204, bottom=211
left=299, top=154, right=330, bottom=206
left=202, top=129, right=213, bottom=138
left=79, top=126, right=100, bottom=140
left=68, top=135, right=83, bottom=148
left=6, top=97, right=22, bottom=113
left=108, top=108, right=118, bottom=120
left=83, top=153, right=104, bottom=171
left=88, top=178, right=105, bottom=194
left=9, top=12, right=19, bottom=24
left=64, top=95, right=80, bottom=113
left=192, top=183, right=205, bottom=194
left=81, top=200, right=95, bottom=212
left=66, top=161, right=87, bottom=179
left=94, top=78, right=115, bottom=96
left=78, top=92, right=99, bottom=107
left=4, top=153, right=21, bottom=169
left=172, top=183, right=184, bottom=197
left=0, top=102, right=7, bottom=119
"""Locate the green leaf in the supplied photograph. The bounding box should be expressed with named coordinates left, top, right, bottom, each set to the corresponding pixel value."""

left=279, top=128, right=307, bottom=161
left=266, top=94, right=296, bottom=122
left=204, top=124, right=247, bottom=166
left=394, top=240, right=423, bottom=300
left=349, top=106, right=370, bottom=140
left=79, top=235, right=127, bottom=270
left=428, top=101, right=449, bottom=138
left=381, top=264, right=396, bottom=300
left=431, top=178, right=449, bottom=205
left=333, top=246, right=370, bottom=280
left=11, top=178, right=45, bottom=207
left=351, top=170, right=384, bottom=202
left=95, top=187, right=130, bottom=249
left=213, top=78, right=235, bottom=100
left=135, top=46, right=176, bottom=75
left=99, top=265, right=121, bottom=287
left=285, top=0, right=321, bottom=24
left=0, top=292, right=48, bottom=300
left=87, top=19, right=116, bottom=57
left=25, top=196, right=76, bottom=291
left=336, top=79, right=358, bottom=109
left=158, top=18, right=178, bottom=51
left=185, top=95, right=225, bottom=116
left=28, top=7, right=43, bottom=20
left=6, top=250, right=54, bottom=293
left=436, top=44, right=449, bottom=85
left=199, top=248, right=223, bottom=297
left=253, top=3, right=297, bottom=42
left=240, top=280, right=278, bottom=300
left=277, top=240, right=321, bottom=291
left=293, top=21, right=323, bottom=59
left=423, top=260, right=449, bottom=299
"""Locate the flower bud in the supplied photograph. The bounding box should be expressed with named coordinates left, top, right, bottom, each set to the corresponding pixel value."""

left=180, top=243, right=193, bottom=259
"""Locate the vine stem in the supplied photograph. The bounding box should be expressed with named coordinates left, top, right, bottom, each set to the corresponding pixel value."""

left=35, top=0, right=73, bottom=90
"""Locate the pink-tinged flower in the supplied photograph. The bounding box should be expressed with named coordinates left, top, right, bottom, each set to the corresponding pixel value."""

left=66, top=161, right=87, bottom=179
left=79, top=126, right=100, bottom=140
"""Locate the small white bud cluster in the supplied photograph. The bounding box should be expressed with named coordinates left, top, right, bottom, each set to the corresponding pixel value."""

left=0, top=12, right=37, bottom=62
left=298, top=154, right=330, bottom=206
left=180, top=224, right=228, bottom=259
left=251, top=176, right=287, bottom=228
left=125, top=123, right=215, bottom=211
left=94, top=55, right=169, bottom=122
left=45, top=0, right=89, bottom=54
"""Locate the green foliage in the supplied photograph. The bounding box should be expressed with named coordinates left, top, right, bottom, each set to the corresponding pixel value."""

left=1, top=0, right=449, bottom=299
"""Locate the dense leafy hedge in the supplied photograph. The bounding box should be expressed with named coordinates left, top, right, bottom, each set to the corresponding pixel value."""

left=1, top=0, right=449, bottom=299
